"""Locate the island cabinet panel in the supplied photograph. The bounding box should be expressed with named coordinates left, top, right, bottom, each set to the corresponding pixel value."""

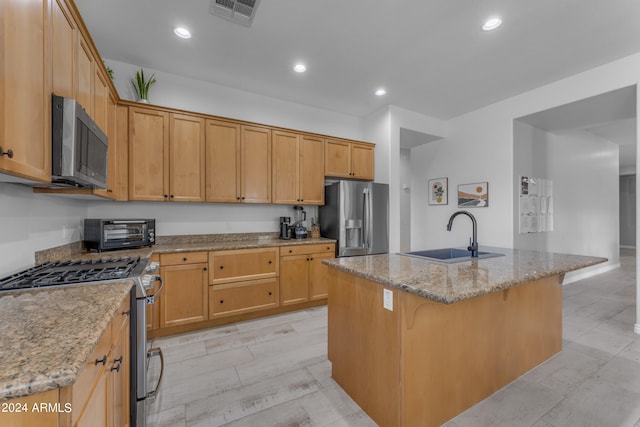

left=159, top=254, right=208, bottom=328
left=0, top=389, right=60, bottom=426
left=328, top=268, right=563, bottom=427
left=328, top=269, right=400, bottom=427
left=0, top=0, right=51, bottom=182
left=128, top=107, right=169, bottom=201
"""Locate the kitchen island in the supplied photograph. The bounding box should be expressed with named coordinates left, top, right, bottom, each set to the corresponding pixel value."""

left=324, top=248, right=606, bottom=427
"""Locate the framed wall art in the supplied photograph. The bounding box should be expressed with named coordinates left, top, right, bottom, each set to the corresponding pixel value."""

left=458, top=182, right=489, bottom=207
left=428, top=178, right=448, bottom=205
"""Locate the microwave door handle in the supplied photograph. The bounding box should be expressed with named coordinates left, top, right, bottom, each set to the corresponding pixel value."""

left=110, top=220, right=148, bottom=224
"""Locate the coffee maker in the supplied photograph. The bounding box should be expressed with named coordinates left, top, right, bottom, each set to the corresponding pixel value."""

left=279, top=217, right=291, bottom=240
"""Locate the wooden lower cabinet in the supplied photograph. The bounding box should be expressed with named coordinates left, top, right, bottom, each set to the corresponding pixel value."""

left=280, top=244, right=335, bottom=305
left=159, top=252, right=208, bottom=328
left=209, top=278, right=279, bottom=318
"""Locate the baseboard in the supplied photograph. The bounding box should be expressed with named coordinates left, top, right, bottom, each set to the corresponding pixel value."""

left=620, top=245, right=636, bottom=250
left=562, top=262, right=621, bottom=285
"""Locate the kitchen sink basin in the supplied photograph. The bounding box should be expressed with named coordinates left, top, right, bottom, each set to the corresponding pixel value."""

left=400, top=248, right=505, bottom=263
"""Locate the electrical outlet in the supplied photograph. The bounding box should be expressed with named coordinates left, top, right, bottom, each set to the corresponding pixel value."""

left=383, top=288, right=393, bottom=311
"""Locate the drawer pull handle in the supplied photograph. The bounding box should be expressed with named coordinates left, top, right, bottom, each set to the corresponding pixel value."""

left=95, top=355, right=107, bottom=366
left=0, top=146, right=14, bottom=158
left=111, top=363, right=121, bottom=373
left=122, top=309, right=131, bottom=316
left=113, top=356, right=123, bottom=364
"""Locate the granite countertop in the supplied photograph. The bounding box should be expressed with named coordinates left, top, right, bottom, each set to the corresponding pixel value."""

left=0, top=281, right=133, bottom=401
left=323, top=247, right=607, bottom=304
left=36, top=233, right=336, bottom=264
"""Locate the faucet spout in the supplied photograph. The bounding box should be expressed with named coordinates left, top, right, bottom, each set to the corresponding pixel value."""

left=446, top=210, right=478, bottom=257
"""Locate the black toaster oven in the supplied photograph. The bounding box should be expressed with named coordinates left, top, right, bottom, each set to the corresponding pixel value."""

left=84, top=219, right=156, bottom=252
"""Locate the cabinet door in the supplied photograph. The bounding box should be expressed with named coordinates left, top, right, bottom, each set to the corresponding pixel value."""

left=240, top=125, right=271, bottom=203
left=129, top=107, right=169, bottom=201
left=309, top=252, right=334, bottom=300
left=94, top=94, right=120, bottom=199
left=51, top=0, right=76, bottom=98
left=299, top=135, right=325, bottom=204
left=272, top=130, right=299, bottom=204
left=0, top=0, right=51, bottom=182
left=159, top=263, right=208, bottom=328
left=324, top=139, right=351, bottom=178
left=76, top=370, right=108, bottom=427
left=169, top=113, right=205, bottom=202
left=205, top=119, right=241, bottom=202
left=279, top=255, right=310, bottom=305
left=351, top=143, right=375, bottom=180
left=76, top=33, right=94, bottom=116
left=109, top=318, right=130, bottom=427
left=93, top=68, right=109, bottom=133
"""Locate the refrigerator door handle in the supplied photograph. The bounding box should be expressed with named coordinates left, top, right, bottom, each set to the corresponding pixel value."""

left=363, top=188, right=371, bottom=249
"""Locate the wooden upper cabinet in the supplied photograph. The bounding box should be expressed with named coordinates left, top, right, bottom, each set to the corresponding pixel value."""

left=325, top=138, right=374, bottom=180
left=94, top=96, right=127, bottom=200
left=272, top=131, right=299, bottom=205
left=128, top=106, right=169, bottom=201
left=51, top=0, right=76, bottom=99
left=76, top=32, right=94, bottom=116
left=205, top=119, right=241, bottom=203
left=351, top=143, right=375, bottom=180
left=169, top=113, right=205, bottom=202
left=240, top=125, right=271, bottom=203
left=0, top=0, right=51, bottom=182
left=93, top=68, right=109, bottom=133
left=299, top=135, right=325, bottom=204
left=272, top=132, right=324, bottom=205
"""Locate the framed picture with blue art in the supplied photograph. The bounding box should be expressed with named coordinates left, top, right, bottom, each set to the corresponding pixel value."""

left=428, top=178, right=448, bottom=205
left=458, top=182, right=489, bottom=207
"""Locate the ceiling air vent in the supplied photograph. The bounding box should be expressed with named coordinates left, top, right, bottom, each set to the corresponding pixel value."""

left=210, top=0, right=260, bottom=27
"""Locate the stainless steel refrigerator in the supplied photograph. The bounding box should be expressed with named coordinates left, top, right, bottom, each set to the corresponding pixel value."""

left=319, top=181, right=389, bottom=257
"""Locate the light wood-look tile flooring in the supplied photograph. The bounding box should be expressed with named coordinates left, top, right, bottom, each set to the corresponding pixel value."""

left=147, top=248, right=640, bottom=426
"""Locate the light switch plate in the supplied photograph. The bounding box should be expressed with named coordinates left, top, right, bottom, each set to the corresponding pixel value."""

left=383, top=288, right=393, bottom=311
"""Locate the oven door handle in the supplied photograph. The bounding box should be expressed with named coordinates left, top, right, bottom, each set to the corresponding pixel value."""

left=146, top=347, right=164, bottom=400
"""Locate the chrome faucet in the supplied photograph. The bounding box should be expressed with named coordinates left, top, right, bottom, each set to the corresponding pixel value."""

left=446, top=210, right=478, bottom=257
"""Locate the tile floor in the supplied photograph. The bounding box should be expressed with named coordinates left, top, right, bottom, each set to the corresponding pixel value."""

left=147, top=248, right=640, bottom=427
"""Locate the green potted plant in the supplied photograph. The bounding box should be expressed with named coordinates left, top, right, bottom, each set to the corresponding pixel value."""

left=131, top=68, right=156, bottom=103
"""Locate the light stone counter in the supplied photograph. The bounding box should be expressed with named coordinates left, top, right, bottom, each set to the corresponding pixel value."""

left=0, top=281, right=133, bottom=401
left=323, top=247, right=606, bottom=304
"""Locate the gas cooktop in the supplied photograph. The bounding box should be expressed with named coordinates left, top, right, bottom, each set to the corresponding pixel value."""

left=0, top=256, right=147, bottom=292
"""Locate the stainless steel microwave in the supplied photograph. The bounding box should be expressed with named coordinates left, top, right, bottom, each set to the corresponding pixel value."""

left=52, top=95, right=108, bottom=188
left=84, top=219, right=156, bottom=252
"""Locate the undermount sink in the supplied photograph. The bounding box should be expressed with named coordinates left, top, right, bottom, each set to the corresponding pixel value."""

left=400, top=248, right=505, bottom=264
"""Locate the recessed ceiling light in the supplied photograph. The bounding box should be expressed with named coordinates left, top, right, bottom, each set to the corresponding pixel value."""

left=174, top=27, right=192, bottom=39
left=375, top=88, right=386, bottom=96
left=293, top=63, right=306, bottom=73
left=482, top=17, right=502, bottom=31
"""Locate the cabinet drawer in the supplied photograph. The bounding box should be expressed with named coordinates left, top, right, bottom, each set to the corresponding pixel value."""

left=209, top=278, right=279, bottom=318
left=160, top=251, right=208, bottom=266
left=72, top=325, right=112, bottom=423
left=209, top=248, right=279, bottom=284
left=111, top=294, right=131, bottom=342
left=280, top=243, right=335, bottom=256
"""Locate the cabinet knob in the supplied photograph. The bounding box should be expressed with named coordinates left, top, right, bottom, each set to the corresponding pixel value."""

left=288, top=250, right=293, bottom=253
left=306, top=258, right=310, bottom=261
left=268, top=292, right=272, bottom=296
left=241, top=196, right=245, bottom=200
left=301, top=199, right=304, bottom=202
left=170, top=195, right=175, bottom=198
left=219, top=266, right=224, bottom=269
left=164, top=194, right=168, bottom=198
left=310, top=257, right=314, bottom=261
left=0, top=146, right=14, bottom=159
left=220, top=300, right=224, bottom=304
left=237, top=197, right=240, bottom=200
left=268, top=260, right=272, bottom=264
left=122, top=309, right=131, bottom=316
left=95, top=355, right=107, bottom=366
left=183, top=257, right=188, bottom=261
left=203, top=267, right=208, bottom=271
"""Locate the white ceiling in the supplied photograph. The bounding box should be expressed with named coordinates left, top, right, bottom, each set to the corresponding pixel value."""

left=75, top=0, right=640, bottom=120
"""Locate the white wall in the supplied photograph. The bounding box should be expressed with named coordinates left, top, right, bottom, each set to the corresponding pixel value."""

left=85, top=201, right=317, bottom=236
left=514, top=122, right=620, bottom=281
left=0, top=184, right=87, bottom=274
left=399, top=149, right=411, bottom=252
left=106, top=59, right=363, bottom=141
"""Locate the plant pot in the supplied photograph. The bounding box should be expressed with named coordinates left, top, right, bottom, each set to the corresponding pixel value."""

left=138, top=99, right=149, bottom=104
